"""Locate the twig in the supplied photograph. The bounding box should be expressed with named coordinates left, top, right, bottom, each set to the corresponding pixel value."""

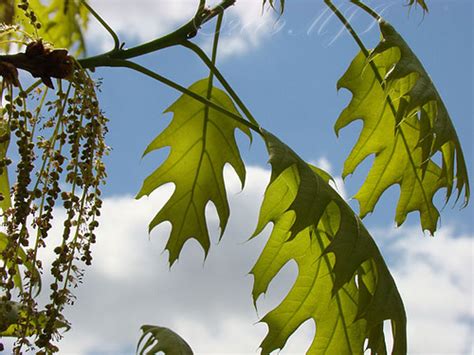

left=80, top=0, right=120, bottom=50
left=78, top=0, right=236, bottom=69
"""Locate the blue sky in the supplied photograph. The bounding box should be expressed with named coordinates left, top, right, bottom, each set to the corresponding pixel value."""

left=92, top=0, right=473, bottom=227
left=5, top=0, right=473, bottom=354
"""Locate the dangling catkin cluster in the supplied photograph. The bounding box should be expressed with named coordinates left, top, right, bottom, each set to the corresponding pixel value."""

left=0, top=65, right=108, bottom=353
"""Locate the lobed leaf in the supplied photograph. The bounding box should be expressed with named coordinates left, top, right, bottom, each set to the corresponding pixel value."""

left=137, top=79, right=251, bottom=265
left=136, top=325, right=193, bottom=355
left=251, top=130, right=406, bottom=355
left=29, top=0, right=89, bottom=54
left=335, top=20, right=469, bottom=234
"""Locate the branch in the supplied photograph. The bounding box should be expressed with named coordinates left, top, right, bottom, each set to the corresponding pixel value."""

left=78, top=0, right=236, bottom=69
left=0, top=40, right=74, bottom=89
left=80, top=0, right=120, bottom=50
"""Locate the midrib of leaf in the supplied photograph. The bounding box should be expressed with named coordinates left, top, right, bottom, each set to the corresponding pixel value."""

left=176, top=82, right=214, bottom=240
left=174, top=23, right=234, bottom=238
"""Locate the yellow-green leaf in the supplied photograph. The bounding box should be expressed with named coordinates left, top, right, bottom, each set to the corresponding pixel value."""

left=32, top=0, right=88, bottom=54
left=137, top=79, right=251, bottom=265
left=335, top=20, right=469, bottom=234
left=5, top=0, right=89, bottom=54
left=0, top=118, right=11, bottom=211
left=251, top=130, right=406, bottom=355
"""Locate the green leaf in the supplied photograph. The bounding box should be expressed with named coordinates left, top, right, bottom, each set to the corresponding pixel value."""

left=15, top=0, right=88, bottom=54
left=251, top=130, right=406, bottom=355
left=335, top=20, right=469, bottom=234
left=136, top=325, right=193, bottom=355
left=0, top=301, right=19, bottom=334
left=0, top=300, right=70, bottom=337
left=137, top=79, right=251, bottom=265
left=0, top=232, right=42, bottom=295
left=0, top=119, right=11, bottom=211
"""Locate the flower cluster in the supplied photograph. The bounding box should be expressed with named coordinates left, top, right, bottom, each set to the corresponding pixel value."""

left=0, top=66, right=108, bottom=353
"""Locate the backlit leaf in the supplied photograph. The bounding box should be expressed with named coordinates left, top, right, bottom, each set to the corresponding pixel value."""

left=251, top=130, right=406, bottom=354
left=1, top=0, right=89, bottom=54
left=29, top=0, right=89, bottom=54
left=136, top=325, right=193, bottom=355
left=335, top=20, right=469, bottom=234
left=137, top=79, right=251, bottom=265
left=0, top=118, right=11, bottom=211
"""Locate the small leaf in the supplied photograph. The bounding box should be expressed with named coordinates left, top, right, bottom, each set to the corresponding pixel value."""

left=136, top=325, right=193, bottom=355
left=137, top=79, right=250, bottom=265
left=0, top=232, right=41, bottom=295
left=0, top=300, right=69, bottom=337
left=0, top=119, right=11, bottom=211
left=406, top=0, right=428, bottom=12
left=335, top=20, right=469, bottom=234
left=251, top=130, right=406, bottom=355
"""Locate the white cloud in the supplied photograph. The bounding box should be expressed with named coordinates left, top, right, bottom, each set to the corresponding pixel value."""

left=374, top=225, right=474, bottom=354
left=205, top=0, right=278, bottom=59
left=86, top=0, right=196, bottom=51
left=45, top=166, right=275, bottom=354
left=86, top=0, right=277, bottom=58
left=2, top=165, right=472, bottom=354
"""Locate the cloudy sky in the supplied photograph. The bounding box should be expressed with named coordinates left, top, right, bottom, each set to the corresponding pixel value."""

left=4, top=0, right=473, bottom=354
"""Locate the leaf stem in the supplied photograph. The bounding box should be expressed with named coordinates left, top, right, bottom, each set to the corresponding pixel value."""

left=323, top=0, right=371, bottom=58
left=181, top=40, right=260, bottom=127
left=208, top=13, right=224, bottom=88
left=112, top=59, right=261, bottom=134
